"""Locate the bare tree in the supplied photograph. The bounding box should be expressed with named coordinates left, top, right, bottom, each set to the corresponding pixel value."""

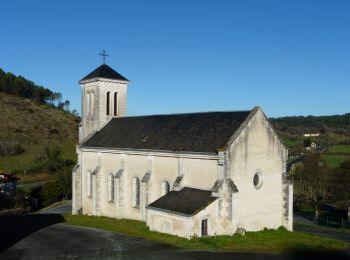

left=289, top=152, right=330, bottom=221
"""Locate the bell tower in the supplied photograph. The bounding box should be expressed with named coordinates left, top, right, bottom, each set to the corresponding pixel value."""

left=79, top=57, right=129, bottom=142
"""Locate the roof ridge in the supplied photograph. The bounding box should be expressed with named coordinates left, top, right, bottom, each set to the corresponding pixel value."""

left=112, top=109, right=253, bottom=119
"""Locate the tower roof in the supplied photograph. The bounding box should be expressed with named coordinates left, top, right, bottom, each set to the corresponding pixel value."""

left=80, top=64, right=129, bottom=82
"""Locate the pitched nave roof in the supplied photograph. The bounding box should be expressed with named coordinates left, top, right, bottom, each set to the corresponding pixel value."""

left=81, top=109, right=254, bottom=153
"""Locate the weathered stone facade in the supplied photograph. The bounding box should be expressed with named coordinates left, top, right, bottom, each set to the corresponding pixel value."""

left=79, top=77, right=128, bottom=141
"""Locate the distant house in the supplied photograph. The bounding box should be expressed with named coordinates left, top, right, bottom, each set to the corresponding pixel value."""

left=303, top=133, right=320, bottom=137
left=0, top=171, right=19, bottom=199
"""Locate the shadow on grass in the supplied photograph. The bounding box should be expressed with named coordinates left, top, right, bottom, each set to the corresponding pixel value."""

left=0, top=214, right=64, bottom=252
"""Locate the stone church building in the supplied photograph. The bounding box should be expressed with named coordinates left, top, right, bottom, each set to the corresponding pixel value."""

left=72, top=63, right=293, bottom=238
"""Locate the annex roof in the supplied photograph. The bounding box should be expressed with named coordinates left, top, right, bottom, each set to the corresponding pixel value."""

left=80, top=64, right=129, bottom=82
left=147, top=187, right=217, bottom=216
left=81, top=110, right=253, bottom=153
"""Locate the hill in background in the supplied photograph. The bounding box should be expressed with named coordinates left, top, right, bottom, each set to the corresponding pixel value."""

left=0, top=92, right=79, bottom=174
left=271, top=113, right=350, bottom=136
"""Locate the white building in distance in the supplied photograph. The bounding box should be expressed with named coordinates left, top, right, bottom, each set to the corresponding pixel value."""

left=72, top=63, right=293, bottom=238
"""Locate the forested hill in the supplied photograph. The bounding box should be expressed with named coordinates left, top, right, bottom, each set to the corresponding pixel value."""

left=0, top=68, right=79, bottom=174
left=271, top=113, right=350, bottom=135
left=0, top=68, right=72, bottom=111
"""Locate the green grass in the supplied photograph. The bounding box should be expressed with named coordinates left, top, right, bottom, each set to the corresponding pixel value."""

left=0, top=146, right=40, bottom=174
left=328, top=145, right=350, bottom=155
left=322, top=154, right=350, bottom=168
left=63, top=214, right=348, bottom=253
left=0, top=140, right=77, bottom=174
left=0, top=92, right=78, bottom=174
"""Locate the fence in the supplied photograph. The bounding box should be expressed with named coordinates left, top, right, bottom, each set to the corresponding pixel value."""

left=298, top=211, right=350, bottom=231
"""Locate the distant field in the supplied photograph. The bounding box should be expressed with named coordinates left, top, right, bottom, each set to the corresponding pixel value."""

left=322, top=154, right=350, bottom=168
left=327, top=144, right=350, bottom=154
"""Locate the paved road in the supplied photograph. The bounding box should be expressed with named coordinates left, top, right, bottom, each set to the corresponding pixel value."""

left=38, top=201, right=72, bottom=215
left=2, top=222, right=348, bottom=260
left=295, top=225, right=350, bottom=244
left=1, top=202, right=349, bottom=259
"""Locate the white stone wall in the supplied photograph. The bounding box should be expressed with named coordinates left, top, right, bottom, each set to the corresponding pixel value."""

left=80, top=78, right=128, bottom=140
left=78, top=149, right=218, bottom=221
left=147, top=200, right=219, bottom=239
left=228, top=109, right=289, bottom=231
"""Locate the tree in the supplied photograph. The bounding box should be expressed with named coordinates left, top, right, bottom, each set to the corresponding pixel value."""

left=53, top=92, right=62, bottom=107
left=71, top=109, right=79, bottom=117
left=331, top=159, right=350, bottom=204
left=63, top=100, right=70, bottom=111
left=36, top=143, right=64, bottom=174
left=289, top=152, right=331, bottom=221
left=303, top=138, right=312, bottom=148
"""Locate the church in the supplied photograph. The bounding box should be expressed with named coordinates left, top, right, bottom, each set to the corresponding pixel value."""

left=72, top=62, right=293, bottom=238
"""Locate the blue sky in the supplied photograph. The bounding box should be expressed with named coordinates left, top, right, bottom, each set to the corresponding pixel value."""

left=1, top=0, right=349, bottom=117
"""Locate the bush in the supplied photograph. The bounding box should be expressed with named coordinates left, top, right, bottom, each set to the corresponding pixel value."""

left=36, top=143, right=64, bottom=174
left=41, top=171, right=72, bottom=207
left=0, top=141, right=25, bottom=156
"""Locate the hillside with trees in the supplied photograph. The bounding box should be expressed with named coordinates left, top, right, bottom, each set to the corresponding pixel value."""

left=0, top=68, right=76, bottom=111
left=0, top=69, right=79, bottom=212
left=271, top=113, right=350, bottom=136
left=0, top=92, right=79, bottom=174
left=0, top=68, right=79, bottom=176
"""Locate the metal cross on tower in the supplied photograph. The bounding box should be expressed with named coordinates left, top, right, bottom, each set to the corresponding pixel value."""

left=100, top=50, right=108, bottom=64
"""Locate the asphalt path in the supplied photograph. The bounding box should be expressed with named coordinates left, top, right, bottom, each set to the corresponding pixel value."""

left=38, top=201, right=72, bottom=215
left=1, top=202, right=349, bottom=260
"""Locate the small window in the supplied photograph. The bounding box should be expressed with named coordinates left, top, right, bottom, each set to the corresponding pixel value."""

left=201, top=219, right=208, bottom=237
left=113, top=92, right=118, bottom=116
left=90, top=93, right=94, bottom=116
left=107, top=174, right=114, bottom=202
left=161, top=181, right=170, bottom=196
left=106, top=92, right=110, bottom=115
left=87, top=171, right=92, bottom=198
left=253, top=172, right=263, bottom=189
left=86, top=93, right=90, bottom=118
left=132, top=177, right=140, bottom=207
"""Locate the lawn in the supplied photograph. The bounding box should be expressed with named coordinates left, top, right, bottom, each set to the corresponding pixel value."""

left=63, top=214, right=348, bottom=253
left=322, top=154, right=350, bottom=168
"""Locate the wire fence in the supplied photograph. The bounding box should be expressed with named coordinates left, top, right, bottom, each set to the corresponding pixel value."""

left=298, top=211, right=350, bottom=231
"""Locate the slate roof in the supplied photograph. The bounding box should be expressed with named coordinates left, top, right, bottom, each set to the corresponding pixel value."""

left=81, top=110, right=252, bottom=153
left=147, top=187, right=217, bottom=215
left=80, top=64, right=129, bottom=82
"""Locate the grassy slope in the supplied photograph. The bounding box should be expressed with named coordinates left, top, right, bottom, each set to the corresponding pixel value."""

left=63, top=215, right=348, bottom=252
left=329, top=145, right=350, bottom=154
left=0, top=92, right=78, bottom=174
left=322, top=144, right=350, bottom=168
left=322, top=154, right=350, bottom=168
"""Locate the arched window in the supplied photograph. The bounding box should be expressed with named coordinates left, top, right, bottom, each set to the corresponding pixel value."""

left=161, top=181, right=170, bottom=196
left=113, top=92, right=118, bottom=116
left=86, top=93, right=90, bottom=118
left=87, top=171, right=92, bottom=198
left=107, top=173, right=114, bottom=202
left=132, top=177, right=140, bottom=207
left=106, top=92, right=110, bottom=115
left=90, top=92, right=94, bottom=117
